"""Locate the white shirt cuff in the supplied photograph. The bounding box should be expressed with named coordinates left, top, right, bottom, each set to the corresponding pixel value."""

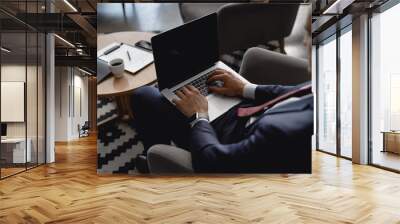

left=190, top=118, right=209, bottom=128
left=242, top=83, right=258, bottom=99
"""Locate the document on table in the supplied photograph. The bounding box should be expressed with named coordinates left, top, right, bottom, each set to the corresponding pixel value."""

left=97, top=42, right=154, bottom=74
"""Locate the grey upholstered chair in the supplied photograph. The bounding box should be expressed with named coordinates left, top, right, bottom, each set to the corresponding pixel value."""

left=180, top=3, right=299, bottom=55
left=147, top=47, right=309, bottom=173
left=179, top=3, right=227, bottom=23
left=217, top=3, right=299, bottom=55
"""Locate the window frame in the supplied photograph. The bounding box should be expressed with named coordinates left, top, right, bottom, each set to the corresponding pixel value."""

left=367, top=0, right=400, bottom=173
left=315, top=22, right=353, bottom=160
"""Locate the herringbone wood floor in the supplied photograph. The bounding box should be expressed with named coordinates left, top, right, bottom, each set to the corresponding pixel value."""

left=1, top=135, right=400, bottom=224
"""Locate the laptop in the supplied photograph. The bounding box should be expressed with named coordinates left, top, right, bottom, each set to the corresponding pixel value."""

left=151, top=13, right=249, bottom=121
left=97, top=58, right=111, bottom=83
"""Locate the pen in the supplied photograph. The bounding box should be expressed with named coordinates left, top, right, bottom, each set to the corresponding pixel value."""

left=103, top=43, right=122, bottom=55
left=127, top=51, right=131, bottom=61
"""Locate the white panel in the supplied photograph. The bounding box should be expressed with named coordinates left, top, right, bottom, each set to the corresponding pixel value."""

left=46, top=31, right=56, bottom=163
left=352, top=14, right=369, bottom=164
left=1, top=82, right=25, bottom=122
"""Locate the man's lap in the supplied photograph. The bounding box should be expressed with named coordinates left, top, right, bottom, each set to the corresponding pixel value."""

left=130, top=86, right=190, bottom=149
left=130, top=86, right=244, bottom=151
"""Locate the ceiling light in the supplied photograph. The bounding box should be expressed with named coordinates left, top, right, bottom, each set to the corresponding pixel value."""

left=1, top=47, right=11, bottom=53
left=78, top=67, right=92, bottom=76
left=54, top=34, right=75, bottom=48
left=63, top=0, right=78, bottom=12
left=323, top=0, right=355, bottom=15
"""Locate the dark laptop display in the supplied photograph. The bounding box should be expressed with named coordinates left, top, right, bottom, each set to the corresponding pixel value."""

left=151, top=13, right=219, bottom=90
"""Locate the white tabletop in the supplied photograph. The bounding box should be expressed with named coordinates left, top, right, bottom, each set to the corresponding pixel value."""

left=1, top=138, right=28, bottom=143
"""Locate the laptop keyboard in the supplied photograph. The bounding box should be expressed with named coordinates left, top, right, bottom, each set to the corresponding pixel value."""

left=174, top=71, right=214, bottom=96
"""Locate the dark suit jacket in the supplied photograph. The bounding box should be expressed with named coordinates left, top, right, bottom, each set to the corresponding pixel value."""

left=189, top=83, right=313, bottom=173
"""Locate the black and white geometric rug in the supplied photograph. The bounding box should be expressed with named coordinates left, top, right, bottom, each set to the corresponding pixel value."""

left=97, top=97, right=144, bottom=174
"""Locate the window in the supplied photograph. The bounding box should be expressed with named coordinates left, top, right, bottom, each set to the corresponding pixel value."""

left=339, top=27, right=352, bottom=158
left=370, top=2, right=400, bottom=171
left=0, top=1, right=47, bottom=179
left=316, top=24, right=353, bottom=159
left=317, top=36, right=337, bottom=154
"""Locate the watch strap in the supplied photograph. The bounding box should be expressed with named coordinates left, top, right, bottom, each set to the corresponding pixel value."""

left=189, top=112, right=209, bottom=128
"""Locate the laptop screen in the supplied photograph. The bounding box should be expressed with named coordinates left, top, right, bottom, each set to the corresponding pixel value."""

left=151, top=13, right=219, bottom=90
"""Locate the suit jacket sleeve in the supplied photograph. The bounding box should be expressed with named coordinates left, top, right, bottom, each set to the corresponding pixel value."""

left=189, top=120, right=276, bottom=172
left=254, top=85, right=296, bottom=103
left=189, top=84, right=305, bottom=172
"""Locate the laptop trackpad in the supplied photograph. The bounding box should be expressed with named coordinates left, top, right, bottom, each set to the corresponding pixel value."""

left=207, top=94, right=241, bottom=121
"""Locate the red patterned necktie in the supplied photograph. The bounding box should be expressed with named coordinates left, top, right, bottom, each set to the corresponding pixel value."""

left=237, top=84, right=312, bottom=117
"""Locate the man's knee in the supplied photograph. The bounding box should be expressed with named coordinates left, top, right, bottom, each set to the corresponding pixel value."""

left=131, top=86, right=163, bottom=116
left=131, top=86, right=156, bottom=103
left=131, top=86, right=159, bottom=107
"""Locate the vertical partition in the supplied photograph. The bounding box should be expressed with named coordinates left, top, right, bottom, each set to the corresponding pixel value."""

left=0, top=1, right=47, bottom=179
left=1, top=30, right=28, bottom=178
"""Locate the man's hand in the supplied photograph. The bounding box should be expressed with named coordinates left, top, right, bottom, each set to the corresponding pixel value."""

left=207, top=69, right=245, bottom=97
left=172, top=85, right=208, bottom=118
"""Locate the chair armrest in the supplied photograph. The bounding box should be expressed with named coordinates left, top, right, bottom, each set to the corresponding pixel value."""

left=147, top=144, right=194, bottom=174
left=239, top=47, right=309, bottom=85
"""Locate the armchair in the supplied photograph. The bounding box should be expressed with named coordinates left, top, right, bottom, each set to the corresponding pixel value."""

left=180, top=3, right=299, bottom=55
left=78, top=121, right=90, bottom=138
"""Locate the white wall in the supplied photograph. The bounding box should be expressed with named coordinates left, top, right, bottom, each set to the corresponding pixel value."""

left=1, top=82, right=25, bottom=122
left=1, top=65, right=26, bottom=137
left=55, top=67, right=69, bottom=141
left=1, top=65, right=40, bottom=137
left=54, top=67, right=89, bottom=141
left=1, top=63, right=46, bottom=164
left=71, top=73, right=89, bottom=139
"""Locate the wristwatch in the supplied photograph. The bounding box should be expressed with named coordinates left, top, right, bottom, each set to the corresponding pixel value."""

left=188, top=112, right=209, bottom=127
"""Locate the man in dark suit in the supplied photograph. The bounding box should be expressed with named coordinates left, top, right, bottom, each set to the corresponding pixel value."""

left=132, top=78, right=313, bottom=173
left=131, top=16, right=313, bottom=173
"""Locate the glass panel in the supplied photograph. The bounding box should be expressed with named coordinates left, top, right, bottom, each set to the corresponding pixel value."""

left=317, top=36, right=337, bottom=154
left=0, top=1, right=46, bottom=178
left=38, top=32, right=45, bottom=165
left=1, top=31, right=27, bottom=177
left=339, top=28, right=352, bottom=158
left=26, top=0, right=39, bottom=169
left=312, top=45, right=317, bottom=150
left=371, top=3, right=400, bottom=171
left=27, top=31, right=38, bottom=169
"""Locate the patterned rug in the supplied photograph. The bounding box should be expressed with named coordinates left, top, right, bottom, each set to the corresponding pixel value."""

left=97, top=97, right=144, bottom=174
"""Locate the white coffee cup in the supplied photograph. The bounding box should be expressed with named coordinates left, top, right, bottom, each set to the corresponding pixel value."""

left=109, top=58, right=124, bottom=78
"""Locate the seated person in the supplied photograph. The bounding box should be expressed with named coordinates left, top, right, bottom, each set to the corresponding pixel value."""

left=131, top=70, right=313, bottom=173
left=131, top=18, right=313, bottom=173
